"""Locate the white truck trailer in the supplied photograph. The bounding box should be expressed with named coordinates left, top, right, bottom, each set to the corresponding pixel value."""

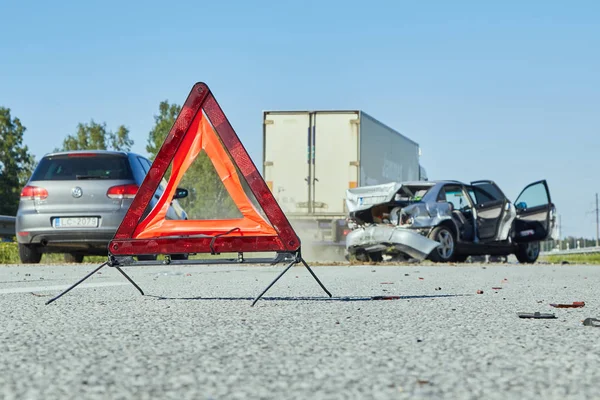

left=262, top=110, right=426, bottom=253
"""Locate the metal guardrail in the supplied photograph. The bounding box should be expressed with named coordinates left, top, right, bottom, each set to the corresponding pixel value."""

left=0, top=215, right=16, bottom=240
left=541, top=246, right=600, bottom=256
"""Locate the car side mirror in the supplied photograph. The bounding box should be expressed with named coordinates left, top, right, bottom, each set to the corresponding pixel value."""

left=173, top=188, right=188, bottom=200
left=515, top=202, right=527, bottom=211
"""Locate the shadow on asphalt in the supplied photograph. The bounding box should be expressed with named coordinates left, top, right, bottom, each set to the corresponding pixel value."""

left=144, top=294, right=472, bottom=302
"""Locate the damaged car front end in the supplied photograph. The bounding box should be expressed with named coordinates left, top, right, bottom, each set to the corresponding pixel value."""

left=345, top=182, right=455, bottom=262
left=345, top=179, right=557, bottom=264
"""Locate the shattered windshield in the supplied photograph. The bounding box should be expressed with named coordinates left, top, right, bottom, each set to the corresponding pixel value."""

left=394, top=185, right=432, bottom=202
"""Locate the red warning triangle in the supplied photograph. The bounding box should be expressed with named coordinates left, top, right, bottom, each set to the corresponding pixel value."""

left=109, top=83, right=301, bottom=256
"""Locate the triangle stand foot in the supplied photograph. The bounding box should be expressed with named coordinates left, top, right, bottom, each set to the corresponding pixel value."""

left=251, top=251, right=332, bottom=307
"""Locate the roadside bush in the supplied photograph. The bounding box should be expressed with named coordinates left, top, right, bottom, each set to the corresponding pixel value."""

left=0, top=242, right=107, bottom=264
left=0, top=242, right=19, bottom=264
left=542, top=254, right=600, bottom=265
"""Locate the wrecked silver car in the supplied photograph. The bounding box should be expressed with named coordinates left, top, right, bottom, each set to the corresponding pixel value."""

left=345, top=180, right=558, bottom=263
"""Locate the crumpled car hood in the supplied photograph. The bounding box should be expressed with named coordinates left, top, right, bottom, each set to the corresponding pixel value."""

left=346, top=225, right=441, bottom=261
left=346, top=182, right=403, bottom=213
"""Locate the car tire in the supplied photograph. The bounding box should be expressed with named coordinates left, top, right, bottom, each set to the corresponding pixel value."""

left=64, top=253, right=84, bottom=263
left=516, top=241, right=540, bottom=264
left=368, top=251, right=383, bottom=262
left=428, top=226, right=456, bottom=263
left=18, top=244, right=42, bottom=264
left=354, top=251, right=369, bottom=262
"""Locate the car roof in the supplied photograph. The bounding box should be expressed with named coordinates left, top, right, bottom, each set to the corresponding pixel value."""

left=42, top=149, right=145, bottom=158
left=400, top=180, right=467, bottom=186
left=430, top=180, right=468, bottom=185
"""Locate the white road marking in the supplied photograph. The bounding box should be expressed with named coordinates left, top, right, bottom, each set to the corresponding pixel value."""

left=0, top=281, right=130, bottom=295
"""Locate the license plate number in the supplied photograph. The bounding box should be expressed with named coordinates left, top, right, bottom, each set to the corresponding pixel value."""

left=54, top=217, right=99, bottom=228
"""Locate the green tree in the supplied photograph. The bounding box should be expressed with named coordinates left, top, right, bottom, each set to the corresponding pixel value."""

left=146, top=101, right=241, bottom=220
left=0, top=107, right=36, bottom=216
left=146, top=101, right=181, bottom=156
left=57, top=120, right=133, bottom=151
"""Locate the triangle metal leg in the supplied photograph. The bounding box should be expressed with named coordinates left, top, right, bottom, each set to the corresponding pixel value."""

left=114, top=266, right=145, bottom=296
left=46, top=262, right=146, bottom=305
left=252, top=258, right=297, bottom=307
left=300, top=257, right=332, bottom=298
left=45, top=248, right=329, bottom=307
left=46, top=262, right=108, bottom=305
left=251, top=252, right=332, bottom=306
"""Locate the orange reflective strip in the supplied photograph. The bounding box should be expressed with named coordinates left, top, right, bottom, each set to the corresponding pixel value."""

left=349, top=181, right=358, bottom=188
left=133, top=112, right=277, bottom=239
left=132, top=112, right=202, bottom=237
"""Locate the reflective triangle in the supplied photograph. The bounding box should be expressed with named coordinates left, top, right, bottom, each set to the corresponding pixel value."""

left=109, top=83, right=301, bottom=256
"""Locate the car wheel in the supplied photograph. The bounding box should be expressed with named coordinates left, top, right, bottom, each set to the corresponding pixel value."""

left=64, top=253, right=84, bottom=263
left=354, top=251, right=369, bottom=262
left=428, top=226, right=456, bottom=263
left=516, top=241, right=540, bottom=264
left=368, top=251, right=383, bottom=262
left=18, top=244, right=42, bottom=264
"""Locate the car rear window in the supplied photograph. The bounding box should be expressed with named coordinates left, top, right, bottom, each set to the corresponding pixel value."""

left=30, top=154, right=134, bottom=181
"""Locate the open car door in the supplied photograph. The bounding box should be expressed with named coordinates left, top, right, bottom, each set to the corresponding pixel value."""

left=514, top=180, right=556, bottom=242
left=469, top=180, right=511, bottom=242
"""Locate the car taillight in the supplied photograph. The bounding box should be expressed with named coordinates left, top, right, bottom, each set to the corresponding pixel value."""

left=20, top=185, right=48, bottom=200
left=107, top=184, right=138, bottom=199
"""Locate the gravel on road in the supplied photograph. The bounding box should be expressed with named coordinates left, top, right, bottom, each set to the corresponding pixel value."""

left=1, top=262, right=599, bottom=400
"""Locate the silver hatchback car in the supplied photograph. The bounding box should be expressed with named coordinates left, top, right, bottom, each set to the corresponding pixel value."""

left=16, top=150, right=189, bottom=263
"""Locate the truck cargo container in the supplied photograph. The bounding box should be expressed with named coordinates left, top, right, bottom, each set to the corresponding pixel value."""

left=262, top=110, right=426, bottom=255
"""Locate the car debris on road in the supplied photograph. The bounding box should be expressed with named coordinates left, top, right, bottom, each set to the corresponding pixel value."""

left=550, top=301, right=585, bottom=308
left=517, top=312, right=557, bottom=319
left=583, top=318, right=600, bottom=327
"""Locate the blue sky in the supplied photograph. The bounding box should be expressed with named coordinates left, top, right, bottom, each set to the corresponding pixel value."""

left=1, top=0, right=599, bottom=239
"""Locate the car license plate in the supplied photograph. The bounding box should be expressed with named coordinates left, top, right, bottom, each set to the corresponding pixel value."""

left=53, top=217, right=99, bottom=228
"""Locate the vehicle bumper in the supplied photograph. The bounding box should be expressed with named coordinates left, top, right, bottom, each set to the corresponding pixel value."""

left=15, top=211, right=125, bottom=252
left=346, top=225, right=440, bottom=261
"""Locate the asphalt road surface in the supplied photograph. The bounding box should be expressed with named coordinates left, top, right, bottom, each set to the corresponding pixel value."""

left=1, top=262, right=599, bottom=400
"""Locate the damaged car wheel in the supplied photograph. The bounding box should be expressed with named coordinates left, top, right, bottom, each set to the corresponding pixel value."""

left=368, top=251, right=383, bottom=262
left=516, top=241, right=540, bottom=264
left=354, top=251, right=369, bottom=262
left=428, top=226, right=456, bottom=263
left=351, top=250, right=383, bottom=262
